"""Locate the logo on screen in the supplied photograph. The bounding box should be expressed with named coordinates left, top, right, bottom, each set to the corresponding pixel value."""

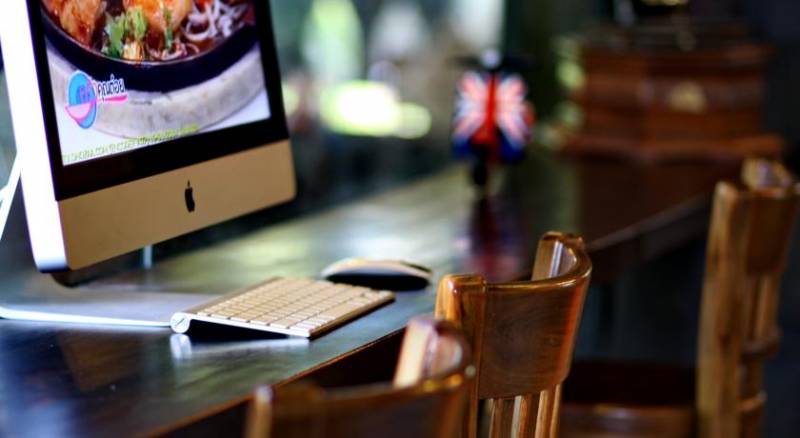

left=65, top=71, right=129, bottom=129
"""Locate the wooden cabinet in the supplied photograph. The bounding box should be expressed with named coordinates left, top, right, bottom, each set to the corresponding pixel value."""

left=565, top=23, right=783, bottom=161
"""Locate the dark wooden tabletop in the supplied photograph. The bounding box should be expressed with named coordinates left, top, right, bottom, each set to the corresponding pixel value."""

left=0, top=151, right=738, bottom=437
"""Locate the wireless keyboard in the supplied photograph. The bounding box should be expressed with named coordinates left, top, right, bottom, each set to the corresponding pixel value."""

left=170, top=278, right=395, bottom=338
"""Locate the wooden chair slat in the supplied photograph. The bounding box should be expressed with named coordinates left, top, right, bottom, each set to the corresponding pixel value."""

left=518, top=393, right=540, bottom=438
left=489, top=398, right=515, bottom=438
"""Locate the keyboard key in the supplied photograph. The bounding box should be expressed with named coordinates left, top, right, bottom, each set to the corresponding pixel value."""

left=307, top=317, right=328, bottom=325
left=270, top=316, right=302, bottom=329
left=319, top=303, right=362, bottom=320
left=269, top=319, right=294, bottom=329
left=293, top=322, right=318, bottom=330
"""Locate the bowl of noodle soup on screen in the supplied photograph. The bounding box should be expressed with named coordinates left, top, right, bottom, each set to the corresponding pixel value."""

left=40, top=0, right=271, bottom=164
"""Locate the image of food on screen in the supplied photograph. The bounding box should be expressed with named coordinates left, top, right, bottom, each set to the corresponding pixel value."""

left=40, top=0, right=272, bottom=165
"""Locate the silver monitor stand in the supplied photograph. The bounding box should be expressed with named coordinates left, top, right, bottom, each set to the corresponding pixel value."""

left=0, top=163, right=215, bottom=327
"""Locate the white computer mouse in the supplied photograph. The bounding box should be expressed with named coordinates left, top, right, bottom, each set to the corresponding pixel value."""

left=321, top=258, right=432, bottom=291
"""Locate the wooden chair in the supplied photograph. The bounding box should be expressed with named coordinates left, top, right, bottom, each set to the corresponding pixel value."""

left=561, top=158, right=800, bottom=438
left=245, top=316, right=473, bottom=438
left=435, top=232, right=593, bottom=438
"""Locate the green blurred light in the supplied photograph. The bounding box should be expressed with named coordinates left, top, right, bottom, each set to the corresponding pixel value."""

left=320, top=81, right=432, bottom=139
left=303, top=0, right=364, bottom=84
left=557, top=61, right=585, bottom=91
left=282, top=82, right=300, bottom=117
left=396, top=103, right=433, bottom=140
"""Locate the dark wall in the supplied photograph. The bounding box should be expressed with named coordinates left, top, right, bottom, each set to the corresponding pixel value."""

left=741, top=0, right=800, bottom=164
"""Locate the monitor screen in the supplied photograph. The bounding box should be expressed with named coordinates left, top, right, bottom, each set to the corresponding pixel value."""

left=28, top=0, right=288, bottom=199
left=43, top=0, right=271, bottom=167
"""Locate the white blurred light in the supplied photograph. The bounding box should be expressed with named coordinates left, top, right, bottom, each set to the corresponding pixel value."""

left=369, top=1, right=431, bottom=61
left=449, top=0, right=504, bottom=50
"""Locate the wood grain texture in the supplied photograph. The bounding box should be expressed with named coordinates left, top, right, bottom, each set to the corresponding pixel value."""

left=244, top=317, right=472, bottom=438
left=436, top=233, right=592, bottom=438
left=696, top=181, right=751, bottom=438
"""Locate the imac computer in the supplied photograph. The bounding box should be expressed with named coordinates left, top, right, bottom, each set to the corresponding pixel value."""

left=1, top=0, right=294, bottom=272
left=0, top=0, right=394, bottom=336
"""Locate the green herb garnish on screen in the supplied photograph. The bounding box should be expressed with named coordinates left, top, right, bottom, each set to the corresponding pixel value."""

left=102, top=13, right=127, bottom=58
left=128, top=7, right=147, bottom=42
left=163, top=7, right=174, bottom=51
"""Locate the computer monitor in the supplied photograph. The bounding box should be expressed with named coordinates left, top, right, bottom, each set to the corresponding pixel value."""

left=0, top=0, right=295, bottom=272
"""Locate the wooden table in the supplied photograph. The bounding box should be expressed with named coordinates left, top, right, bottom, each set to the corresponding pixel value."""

left=0, top=151, right=737, bottom=437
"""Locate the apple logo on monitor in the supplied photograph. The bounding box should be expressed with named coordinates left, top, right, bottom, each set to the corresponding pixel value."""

left=185, top=181, right=195, bottom=213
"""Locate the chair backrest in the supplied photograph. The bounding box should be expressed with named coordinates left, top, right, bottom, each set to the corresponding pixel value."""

left=696, top=158, right=800, bottom=438
left=435, top=232, right=592, bottom=438
left=245, top=317, right=473, bottom=438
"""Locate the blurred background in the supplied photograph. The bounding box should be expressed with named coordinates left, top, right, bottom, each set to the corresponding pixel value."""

left=259, top=0, right=800, bottom=214
left=1, top=1, right=798, bottom=435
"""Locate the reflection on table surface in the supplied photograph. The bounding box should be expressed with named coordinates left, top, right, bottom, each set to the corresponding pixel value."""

left=170, top=333, right=310, bottom=362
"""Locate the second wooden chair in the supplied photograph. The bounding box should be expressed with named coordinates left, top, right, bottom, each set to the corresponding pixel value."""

left=436, top=232, right=593, bottom=438
left=560, top=158, right=800, bottom=438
